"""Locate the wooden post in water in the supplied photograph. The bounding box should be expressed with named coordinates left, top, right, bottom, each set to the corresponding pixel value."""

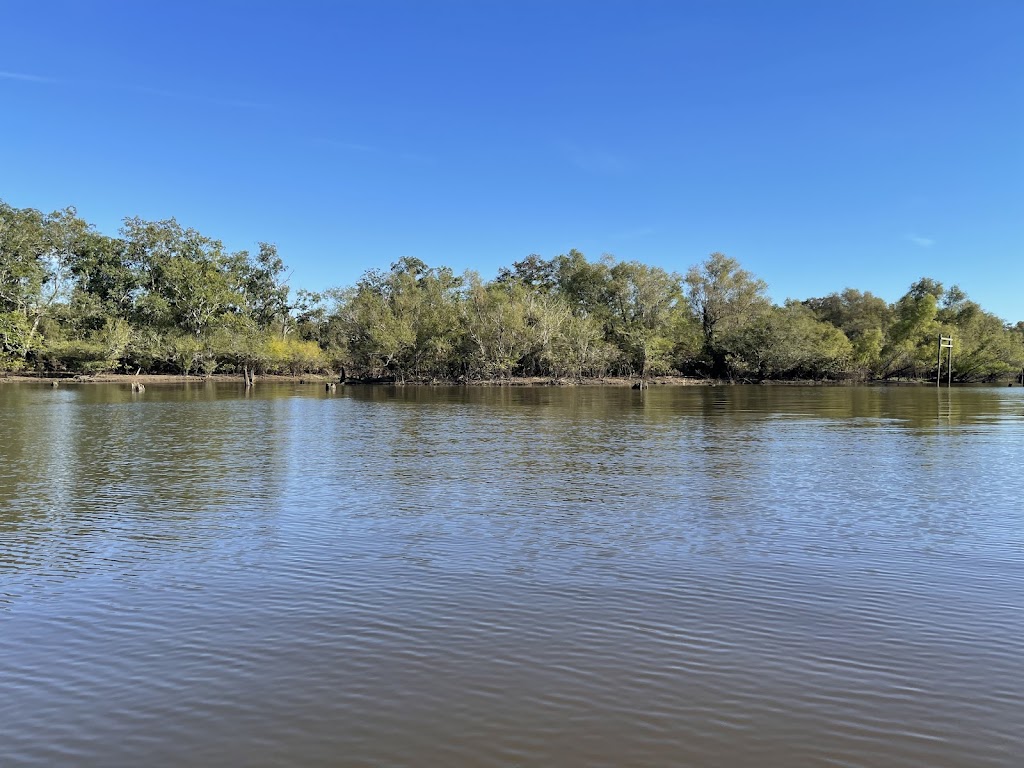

left=937, top=335, right=953, bottom=387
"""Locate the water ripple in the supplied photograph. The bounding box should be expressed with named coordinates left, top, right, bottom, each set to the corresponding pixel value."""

left=0, top=383, right=1022, bottom=766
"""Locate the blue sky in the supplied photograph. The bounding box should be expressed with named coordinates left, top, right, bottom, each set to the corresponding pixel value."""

left=2, top=0, right=1021, bottom=321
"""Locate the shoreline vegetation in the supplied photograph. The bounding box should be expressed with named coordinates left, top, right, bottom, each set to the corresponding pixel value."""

left=3, top=199, right=1023, bottom=384
left=0, top=372, right=961, bottom=388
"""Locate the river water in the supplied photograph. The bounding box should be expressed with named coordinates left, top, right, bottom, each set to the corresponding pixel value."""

left=1, top=382, right=1022, bottom=767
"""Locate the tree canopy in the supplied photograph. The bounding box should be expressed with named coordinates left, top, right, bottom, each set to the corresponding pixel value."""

left=1, top=199, right=1021, bottom=382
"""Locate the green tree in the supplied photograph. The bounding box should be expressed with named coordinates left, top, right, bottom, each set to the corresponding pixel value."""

left=339, top=257, right=465, bottom=380
left=547, top=309, right=612, bottom=378
left=231, top=242, right=291, bottom=335
left=496, top=254, right=557, bottom=293
left=879, top=277, right=958, bottom=379
left=294, top=287, right=351, bottom=373
left=462, top=273, right=532, bottom=378
left=685, top=252, right=772, bottom=377
left=122, top=217, right=238, bottom=337
left=67, top=231, right=137, bottom=328
left=728, top=302, right=853, bottom=379
left=605, top=260, right=683, bottom=377
left=341, top=268, right=415, bottom=379
left=552, top=249, right=614, bottom=323
left=935, top=286, right=1024, bottom=380
left=0, top=202, right=92, bottom=367
left=804, top=288, right=891, bottom=375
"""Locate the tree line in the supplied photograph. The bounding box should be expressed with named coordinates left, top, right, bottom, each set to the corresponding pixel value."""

left=2, top=200, right=1022, bottom=382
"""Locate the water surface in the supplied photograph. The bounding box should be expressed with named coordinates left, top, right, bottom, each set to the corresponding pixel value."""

left=1, top=383, right=1022, bottom=766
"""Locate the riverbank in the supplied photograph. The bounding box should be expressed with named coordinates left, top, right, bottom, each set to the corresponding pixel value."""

left=0, top=372, right=711, bottom=386
left=0, top=372, right=947, bottom=387
left=1, top=373, right=328, bottom=385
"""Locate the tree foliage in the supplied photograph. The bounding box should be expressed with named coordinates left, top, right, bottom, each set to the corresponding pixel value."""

left=684, top=252, right=772, bottom=377
left=1, top=198, right=1020, bottom=382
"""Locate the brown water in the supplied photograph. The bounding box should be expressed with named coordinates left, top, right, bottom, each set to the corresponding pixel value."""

left=1, top=382, right=1022, bottom=767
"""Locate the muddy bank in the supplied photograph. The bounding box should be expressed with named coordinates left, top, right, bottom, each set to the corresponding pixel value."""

left=0, top=373, right=331, bottom=385
left=0, top=372, right=901, bottom=387
left=1, top=373, right=707, bottom=386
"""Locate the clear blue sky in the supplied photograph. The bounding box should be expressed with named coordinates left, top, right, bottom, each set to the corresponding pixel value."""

left=2, top=0, right=1021, bottom=321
